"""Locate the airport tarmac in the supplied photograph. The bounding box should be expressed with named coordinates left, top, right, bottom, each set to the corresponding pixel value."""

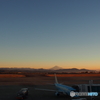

left=0, top=85, right=100, bottom=100
left=0, top=74, right=100, bottom=100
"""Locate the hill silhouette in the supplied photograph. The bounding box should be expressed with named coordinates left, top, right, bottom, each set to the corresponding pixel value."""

left=0, top=67, right=95, bottom=73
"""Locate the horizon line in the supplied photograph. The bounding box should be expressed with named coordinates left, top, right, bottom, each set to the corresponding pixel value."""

left=0, top=67, right=100, bottom=70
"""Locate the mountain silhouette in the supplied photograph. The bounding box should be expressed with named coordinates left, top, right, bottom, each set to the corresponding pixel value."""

left=49, top=66, right=62, bottom=70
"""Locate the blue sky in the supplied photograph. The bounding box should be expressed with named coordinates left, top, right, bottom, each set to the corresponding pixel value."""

left=0, top=0, right=100, bottom=69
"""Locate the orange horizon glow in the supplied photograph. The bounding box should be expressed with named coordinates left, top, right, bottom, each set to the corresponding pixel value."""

left=0, top=62, right=100, bottom=70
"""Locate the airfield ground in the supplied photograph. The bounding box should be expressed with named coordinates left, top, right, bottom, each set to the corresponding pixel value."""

left=0, top=74, right=100, bottom=100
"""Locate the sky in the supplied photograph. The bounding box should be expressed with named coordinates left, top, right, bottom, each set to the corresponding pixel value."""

left=0, top=0, right=100, bottom=70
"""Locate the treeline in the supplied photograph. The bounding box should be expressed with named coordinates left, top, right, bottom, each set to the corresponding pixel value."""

left=0, top=71, right=100, bottom=74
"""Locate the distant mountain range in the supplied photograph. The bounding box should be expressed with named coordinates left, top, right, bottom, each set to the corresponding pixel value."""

left=0, top=66, right=96, bottom=73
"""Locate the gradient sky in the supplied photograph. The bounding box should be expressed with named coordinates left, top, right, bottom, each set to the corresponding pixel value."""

left=0, top=0, right=100, bottom=70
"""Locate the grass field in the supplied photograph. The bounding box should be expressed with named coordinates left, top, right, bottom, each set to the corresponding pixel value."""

left=0, top=74, right=25, bottom=78
left=47, top=73, right=100, bottom=77
left=0, top=73, right=100, bottom=85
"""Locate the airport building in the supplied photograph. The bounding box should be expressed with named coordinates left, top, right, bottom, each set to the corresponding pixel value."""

left=72, top=80, right=100, bottom=93
left=72, top=84, right=100, bottom=92
left=77, top=84, right=100, bottom=92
